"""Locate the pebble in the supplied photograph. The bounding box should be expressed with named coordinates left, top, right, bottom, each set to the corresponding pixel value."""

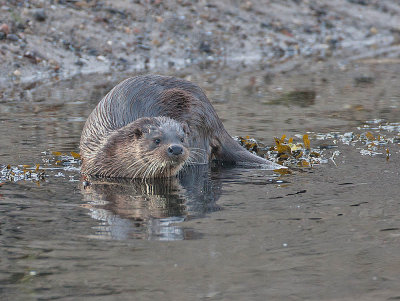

left=88, top=49, right=99, bottom=56
left=199, top=41, right=212, bottom=53
left=96, top=55, right=106, bottom=61
left=241, top=1, right=253, bottom=11
left=23, top=51, right=42, bottom=63
left=13, top=69, right=21, bottom=77
left=152, top=39, right=160, bottom=46
left=7, top=34, right=19, bottom=41
left=75, top=58, right=86, bottom=66
left=370, top=27, right=378, bottom=35
left=138, top=44, right=151, bottom=51
left=33, top=9, right=47, bottom=22
left=0, top=23, right=9, bottom=35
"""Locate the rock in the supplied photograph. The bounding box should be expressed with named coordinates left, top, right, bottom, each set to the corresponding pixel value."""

left=0, top=32, right=5, bottom=40
left=354, top=75, right=374, bottom=86
left=88, top=48, right=99, bottom=56
left=33, top=9, right=47, bottom=22
left=241, top=1, right=252, bottom=11
left=199, top=41, right=213, bottom=54
left=13, top=69, right=21, bottom=77
left=260, top=22, right=271, bottom=29
left=348, top=0, right=369, bottom=5
left=152, top=39, right=161, bottom=47
left=138, top=44, right=151, bottom=51
left=370, top=27, right=378, bottom=35
left=0, top=23, right=9, bottom=35
left=23, top=51, right=43, bottom=64
left=7, top=34, right=19, bottom=41
left=75, top=58, right=85, bottom=66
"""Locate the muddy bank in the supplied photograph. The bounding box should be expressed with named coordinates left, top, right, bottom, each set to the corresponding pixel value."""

left=1, top=0, right=400, bottom=100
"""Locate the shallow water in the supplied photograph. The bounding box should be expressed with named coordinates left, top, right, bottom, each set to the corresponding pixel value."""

left=1, top=62, right=400, bottom=300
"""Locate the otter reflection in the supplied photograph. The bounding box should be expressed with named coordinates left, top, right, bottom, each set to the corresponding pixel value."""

left=80, top=165, right=221, bottom=241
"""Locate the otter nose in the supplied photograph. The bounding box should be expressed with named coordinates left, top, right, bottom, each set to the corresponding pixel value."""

left=168, top=145, right=183, bottom=156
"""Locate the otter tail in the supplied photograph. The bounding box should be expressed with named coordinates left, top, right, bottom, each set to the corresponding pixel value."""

left=216, top=132, right=286, bottom=170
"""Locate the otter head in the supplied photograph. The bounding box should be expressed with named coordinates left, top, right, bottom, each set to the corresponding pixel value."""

left=104, top=117, right=190, bottom=178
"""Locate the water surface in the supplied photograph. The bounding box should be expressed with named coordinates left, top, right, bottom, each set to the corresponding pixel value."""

left=1, top=63, right=400, bottom=300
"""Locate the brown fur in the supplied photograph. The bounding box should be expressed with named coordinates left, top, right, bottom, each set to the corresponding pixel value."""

left=80, top=75, right=283, bottom=178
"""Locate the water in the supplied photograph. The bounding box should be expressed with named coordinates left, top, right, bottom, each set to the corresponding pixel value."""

left=1, top=62, right=400, bottom=300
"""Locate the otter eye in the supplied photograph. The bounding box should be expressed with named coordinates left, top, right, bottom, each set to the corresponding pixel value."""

left=154, top=138, right=161, bottom=145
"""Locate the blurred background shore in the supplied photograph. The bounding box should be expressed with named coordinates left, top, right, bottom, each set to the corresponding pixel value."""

left=1, top=0, right=400, bottom=100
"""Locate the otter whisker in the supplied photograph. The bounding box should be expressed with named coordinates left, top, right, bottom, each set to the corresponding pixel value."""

left=189, top=148, right=207, bottom=156
left=131, top=162, right=148, bottom=178
left=189, top=147, right=207, bottom=152
left=150, top=161, right=161, bottom=178
left=141, top=162, right=151, bottom=179
left=151, top=159, right=163, bottom=178
left=146, top=162, right=155, bottom=179
left=143, top=160, right=157, bottom=179
left=126, top=160, right=144, bottom=174
left=132, top=158, right=150, bottom=178
left=188, top=150, right=204, bottom=158
left=189, top=148, right=207, bottom=157
left=152, top=160, right=164, bottom=178
left=160, top=162, right=168, bottom=178
left=141, top=163, right=153, bottom=179
left=188, top=151, right=203, bottom=158
left=188, top=150, right=207, bottom=164
left=183, top=158, right=199, bottom=169
left=126, top=156, right=148, bottom=170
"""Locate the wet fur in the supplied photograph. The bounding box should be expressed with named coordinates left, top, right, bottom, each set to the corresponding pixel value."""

left=80, top=75, right=281, bottom=178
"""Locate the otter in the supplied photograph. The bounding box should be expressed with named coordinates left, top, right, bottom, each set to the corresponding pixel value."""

left=80, top=75, right=284, bottom=178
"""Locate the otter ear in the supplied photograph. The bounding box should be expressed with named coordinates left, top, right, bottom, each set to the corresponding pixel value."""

left=133, top=127, right=143, bottom=138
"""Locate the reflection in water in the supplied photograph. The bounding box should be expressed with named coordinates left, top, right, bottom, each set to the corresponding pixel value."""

left=81, top=165, right=221, bottom=241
